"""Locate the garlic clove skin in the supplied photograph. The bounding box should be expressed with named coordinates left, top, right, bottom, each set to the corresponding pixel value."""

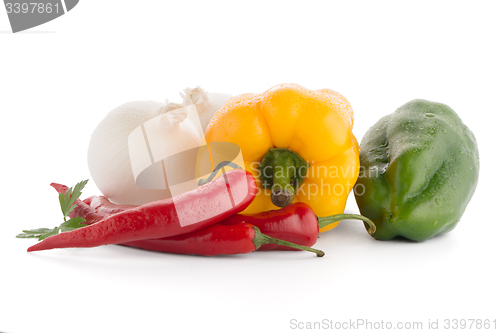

left=88, top=88, right=232, bottom=206
left=88, top=100, right=172, bottom=205
left=133, top=111, right=202, bottom=194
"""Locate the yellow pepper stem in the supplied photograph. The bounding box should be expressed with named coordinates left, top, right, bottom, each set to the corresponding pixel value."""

left=258, top=148, right=309, bottom=207
left=317, top=214, right=376, bottom=235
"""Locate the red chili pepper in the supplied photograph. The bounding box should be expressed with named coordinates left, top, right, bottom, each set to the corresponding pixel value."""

left=46, top=185, right=326, bottom=257
left=82, top=195, right=136, bottom=215
left=122, top=223, right=325, bottom=257
left=122, top=203, right=375, bottom=255
left=28, top=169, right=256, bottom=252
left=220, top=202, right=377, bottom=250
left=51, top=195, right=375, bottom=252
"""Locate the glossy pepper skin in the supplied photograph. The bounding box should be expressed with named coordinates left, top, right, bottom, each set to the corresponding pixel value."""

left=45, top=188, right=326, bottom=256
left=123, top=223, right=258, bottom=255
left=221, top=202, right=375, bottom=250
left=122, top=223, right=325, bottom=257
left=354, top=99, right=479, bottom=242
left=220, top=203, right=319, bottom=250
left=201, top=83, right=360, bottom=232
left=28, top=170, right=256, bottom=252
left=47, top=190, right=373, bottom=253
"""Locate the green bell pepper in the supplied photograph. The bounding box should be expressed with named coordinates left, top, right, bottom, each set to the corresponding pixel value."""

left=354, top=99, right=479, bottom=241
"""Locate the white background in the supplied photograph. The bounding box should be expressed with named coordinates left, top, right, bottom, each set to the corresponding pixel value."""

left=1, top=1, right=499, bottom=332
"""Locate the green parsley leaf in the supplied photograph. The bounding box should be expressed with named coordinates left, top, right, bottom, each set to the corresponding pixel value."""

left=60, top=217, right=86, bottom=233
left=16, top=228, right=58, bottom=239
left=16, top=227, right=59, bottom=241
left=58, top=179, right=88, bottom=219
left=17, top=180, right=89, bottom=241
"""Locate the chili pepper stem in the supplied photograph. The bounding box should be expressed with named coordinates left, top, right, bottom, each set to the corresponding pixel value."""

left=252, top=226, right=325, bottom=257
left=317, top=214, right=376, bottom=235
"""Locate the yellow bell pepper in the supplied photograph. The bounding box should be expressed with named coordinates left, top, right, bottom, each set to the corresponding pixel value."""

left=202, top=83, right=359, bottom=232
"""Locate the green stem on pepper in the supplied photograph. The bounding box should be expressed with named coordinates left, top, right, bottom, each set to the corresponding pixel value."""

left=317, top=214, right=376, bottom=235
left=252, top=226, right=325, bottom=257
left=258, top=148, right=309, bottom=207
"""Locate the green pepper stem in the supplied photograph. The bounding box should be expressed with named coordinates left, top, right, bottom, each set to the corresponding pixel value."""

left=317, top=214, right=376, bottom=235
left=252, top=226, right=325, bottom=257
left=258, top=148, right=309, bottom=207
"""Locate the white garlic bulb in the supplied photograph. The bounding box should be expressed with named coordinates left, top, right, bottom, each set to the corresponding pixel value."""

left=87, top=87, right=232, bottom=205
